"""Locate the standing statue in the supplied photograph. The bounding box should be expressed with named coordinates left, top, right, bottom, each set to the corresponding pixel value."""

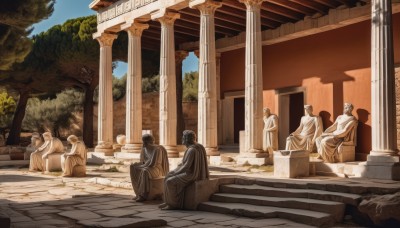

left=25, top=132, right=43, bottom=160
left=262, top=108, right=278, bottom=153
left=61, top=135, right=87, bottom=177
left=159, top=130, right=209, bottom=210
left=316, top=103, right=358, bottom=163
left=130, top=134, right=169, bottom=202
left=286, top=105, right=323, bottom=152
left=29, top=132, right=64, bottom=172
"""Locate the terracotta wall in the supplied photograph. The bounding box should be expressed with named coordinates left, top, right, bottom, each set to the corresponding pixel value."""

left=94, top=92, right=198, bottom=145
left=220, top=13, right=400, bottom=158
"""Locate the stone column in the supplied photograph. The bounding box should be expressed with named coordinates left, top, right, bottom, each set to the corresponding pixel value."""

left=95, top=33, right=117, bottom=155
left=190, top=0, right=222, bottom=156
left=370, top=0, right=397, bottom=156
left=121, top=23, right=149, bottom=154
left=155, top=12, right=180, bottom=157
left=176, top=50, right=189, bottom=144
left=216, top=52, right=223, bottom=145
left=241, top=0, right=264, bottom=155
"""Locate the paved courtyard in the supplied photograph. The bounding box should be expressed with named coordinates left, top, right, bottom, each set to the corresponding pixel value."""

left=0, top=166, right=316, bottom=228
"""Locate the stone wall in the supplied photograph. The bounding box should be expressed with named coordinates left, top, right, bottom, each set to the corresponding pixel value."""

left=94, top=92, right=198, bottom=144
left=396, top=67, right=400, bottom=149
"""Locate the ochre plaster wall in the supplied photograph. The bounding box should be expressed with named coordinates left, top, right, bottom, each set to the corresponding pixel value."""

left=220, top=13, right=400, bottom=158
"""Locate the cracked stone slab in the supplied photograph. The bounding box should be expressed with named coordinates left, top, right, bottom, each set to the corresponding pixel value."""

left=78, top=217, right=167, bottom=227
left=58, top=210, right=101, bottom=220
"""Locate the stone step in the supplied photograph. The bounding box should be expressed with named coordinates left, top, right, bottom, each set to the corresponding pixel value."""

left=198, top=201, right=336, bottom=227
left=220, top=184, right=362, bottom=206
left=0, top=160, right=29, bottom=167
left=211, top=193, right=345, bottom=222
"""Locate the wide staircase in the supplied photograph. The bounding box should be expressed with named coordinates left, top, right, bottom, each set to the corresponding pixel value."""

left=198, top=179, right=363, bottom=227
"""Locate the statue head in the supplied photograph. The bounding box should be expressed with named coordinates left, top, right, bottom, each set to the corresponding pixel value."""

left=343, top=103, right=354, bottom=115
left=42, top=132, right=53, bottom=141
left=142, top=134, right=155, bottom=147
left=263, top=108, right=271, bottom=116
left=67, top=135, right=79, bottom=144
left=182, top=130, right=196, bottom=146
left=304, top=105, right=313, bottom=115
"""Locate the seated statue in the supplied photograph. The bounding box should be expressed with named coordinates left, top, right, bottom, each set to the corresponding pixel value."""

left=159, top=130, right=209, bottom=210
left=262, top=107, right=278, bottom=153
left=25, top=132, right=43, bottom=159
left=130, top=134, right=169, bottom=202
left=61, top=135, right=87, bottom=177
left=29, top=132, right=64, bottom=172
left=286, top=105, right=323, bottom=152
left=316, top=103, right=358, bottom=163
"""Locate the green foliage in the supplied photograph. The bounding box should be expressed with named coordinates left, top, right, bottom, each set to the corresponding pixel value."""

left=142, top=75, right=160, bottom=93
left=183, top=71, right=199, bottom=102
left=113, top=74, right=127, bottom=100
left=0, top=91, right=16, bottom=129
left=22, top=89, right=84, bottom=136
left=0, top=0, right=55, bottom=70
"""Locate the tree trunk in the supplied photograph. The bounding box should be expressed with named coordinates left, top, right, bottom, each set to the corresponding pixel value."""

left=176, top=61, right=185, bottom=144
left=82, top=86, right=95, bottom=148
left=6, top=90, right=29, bottom=145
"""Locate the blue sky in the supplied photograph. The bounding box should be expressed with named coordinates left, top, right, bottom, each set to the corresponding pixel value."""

left=31, top=0, right=198, bottom=78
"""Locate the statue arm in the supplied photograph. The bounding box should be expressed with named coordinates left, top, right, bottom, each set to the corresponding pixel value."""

left=37, top=140, right=49, bottom=152
left=265, top=116, right=278, bottom=131
left=333, top=120, right=357, bottom=138
left=312, top=117, right=323, bottom=142
left=291, top=118, right=303, bottom=135
left=42, top=140, right=55, bottom=159
left=173, top=148, right=196, bottom=174
left=323, top=120, right=337, bottom=134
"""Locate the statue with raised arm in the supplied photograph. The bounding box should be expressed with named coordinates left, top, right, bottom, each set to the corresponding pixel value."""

left=130, top=134, right=169, bottom=202
left=159, top=130, right=209, bottom=210
left=286, top=105, right=323, bottom=152
left=29, top=132, right=64, bottom=172
left=61, top=135, right=87, bottom=177
left=263, top=108, right=278, bottom=153
left=316, top=103, right=358, bottom=163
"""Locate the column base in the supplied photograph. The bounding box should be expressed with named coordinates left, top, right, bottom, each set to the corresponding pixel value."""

left=206, top=147, right=220, bottom=156
left=121, top=143, right=142, bottom=153
left=370, top=150, right=399, bottom=157
left=94, top=146, right=114, bottom=156
left=358, top=155, right=400, bottom=180
left=164, top=145, right=178, bottom=158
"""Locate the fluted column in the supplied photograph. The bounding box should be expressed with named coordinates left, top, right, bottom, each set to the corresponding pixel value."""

left=121, top=23, right=149, bottom=153
left=216, top=52, right=223, bottom=145
left=190, top=0, right=222, bottom=156
left=176, top=50, right=189, bottom=144
left=370, top=0, right=397, bottom=156
left=154, top=12, right=180, bottom=157
left=95, top=33, right=117, bottom=155
left=241, top=0, right=264, bottom=154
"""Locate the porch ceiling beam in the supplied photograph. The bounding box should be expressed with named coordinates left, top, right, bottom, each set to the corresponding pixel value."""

left=262, top=2, right=304, bottom=21
left=314, top=0, right=340, bottom=8
left=334, top=0, right=358, bottom=7
left=288, top=0, right=329, bottom=14
left=266, top=0, right=315, bottom=16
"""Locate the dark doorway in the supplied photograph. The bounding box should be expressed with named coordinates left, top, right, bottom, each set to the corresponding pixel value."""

left=289, top=93, right=304, bottom=133
left=233, top=97, right=245, bottom=143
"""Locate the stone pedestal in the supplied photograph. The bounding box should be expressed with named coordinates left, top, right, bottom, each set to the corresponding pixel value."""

left=359, top=156, right=400, bottom=180
left=45, top=153, right=63, bottom=172
left=236, top=152, right=270, bottom=166
left=147, top=177, right=164, bottom=200
left=273, top=150, right=309, bottom=178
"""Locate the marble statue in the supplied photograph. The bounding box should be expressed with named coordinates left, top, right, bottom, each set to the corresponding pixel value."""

left=25, top=132, right=43, bottom=160
left=286, top=105, right=323, bottom=152
left=29, top=132, right=64, bottom=172
left=130, top=134, right=169, bottom=202
left=262, top=108, right=278, bottom=153
left=159, top=130, right=209, bottom=210
left=61, top=135, right=87, bottom=177
left=316, top=103, right=358, bottom=163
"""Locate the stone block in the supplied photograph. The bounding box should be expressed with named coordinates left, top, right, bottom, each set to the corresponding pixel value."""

left=113, top=152, right=140, bottom=159
left=72, top=165, right=86, bottom=177
left=209, top=156, right=221, bottom=165
left=359, top=158, right=400, bottom=180
left=367, top=155, right=400, bottom=163
left=45, top=153, right=62, bottom=172
left=236, top=157, right=270, bottom=166
left=184, top=179, right=219, bottom=210
left=0, top=155, right=10, bottom=161
left=147, top=177, right=164, bottom=200
left=273, top=150, right=309, bottom=178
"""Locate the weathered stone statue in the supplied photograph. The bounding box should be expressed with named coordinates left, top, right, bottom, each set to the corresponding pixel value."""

left=316, top=103, right=358, bottom=163
left=25, top=132, right=43, bottom=159
left=262, top=108, right=278, bottom=153
left=61, top=135, right=87, bottom=177
left=130, top=134, right=169, bottom=202
left=29, top=132, right=64, bottom=172
left=286, top=105, right=323, bottom=152
left=159, top=130, right=209, bottom=210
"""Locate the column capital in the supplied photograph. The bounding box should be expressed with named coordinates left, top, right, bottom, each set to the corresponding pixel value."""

left=175, top=50, right=189, bottom=64
left=152, top=10, right=180, bottom=26
left=122, top=22, right=149, bottom=37
left=96, top=33, right=118, bottom=47
left=190, top=0, right=222, bottom=14
left=239, top=0, right=264, bottom=9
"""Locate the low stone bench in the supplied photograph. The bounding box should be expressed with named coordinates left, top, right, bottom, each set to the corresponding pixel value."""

left=147, top=177, right=164, bottom=200
left=273, top=150, right=309, bottom=178
left=45, top=153, right=62, bottom=172
left=72, top=165, right=86, bottom=177
left=183, top=179, right=219, bottom=210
